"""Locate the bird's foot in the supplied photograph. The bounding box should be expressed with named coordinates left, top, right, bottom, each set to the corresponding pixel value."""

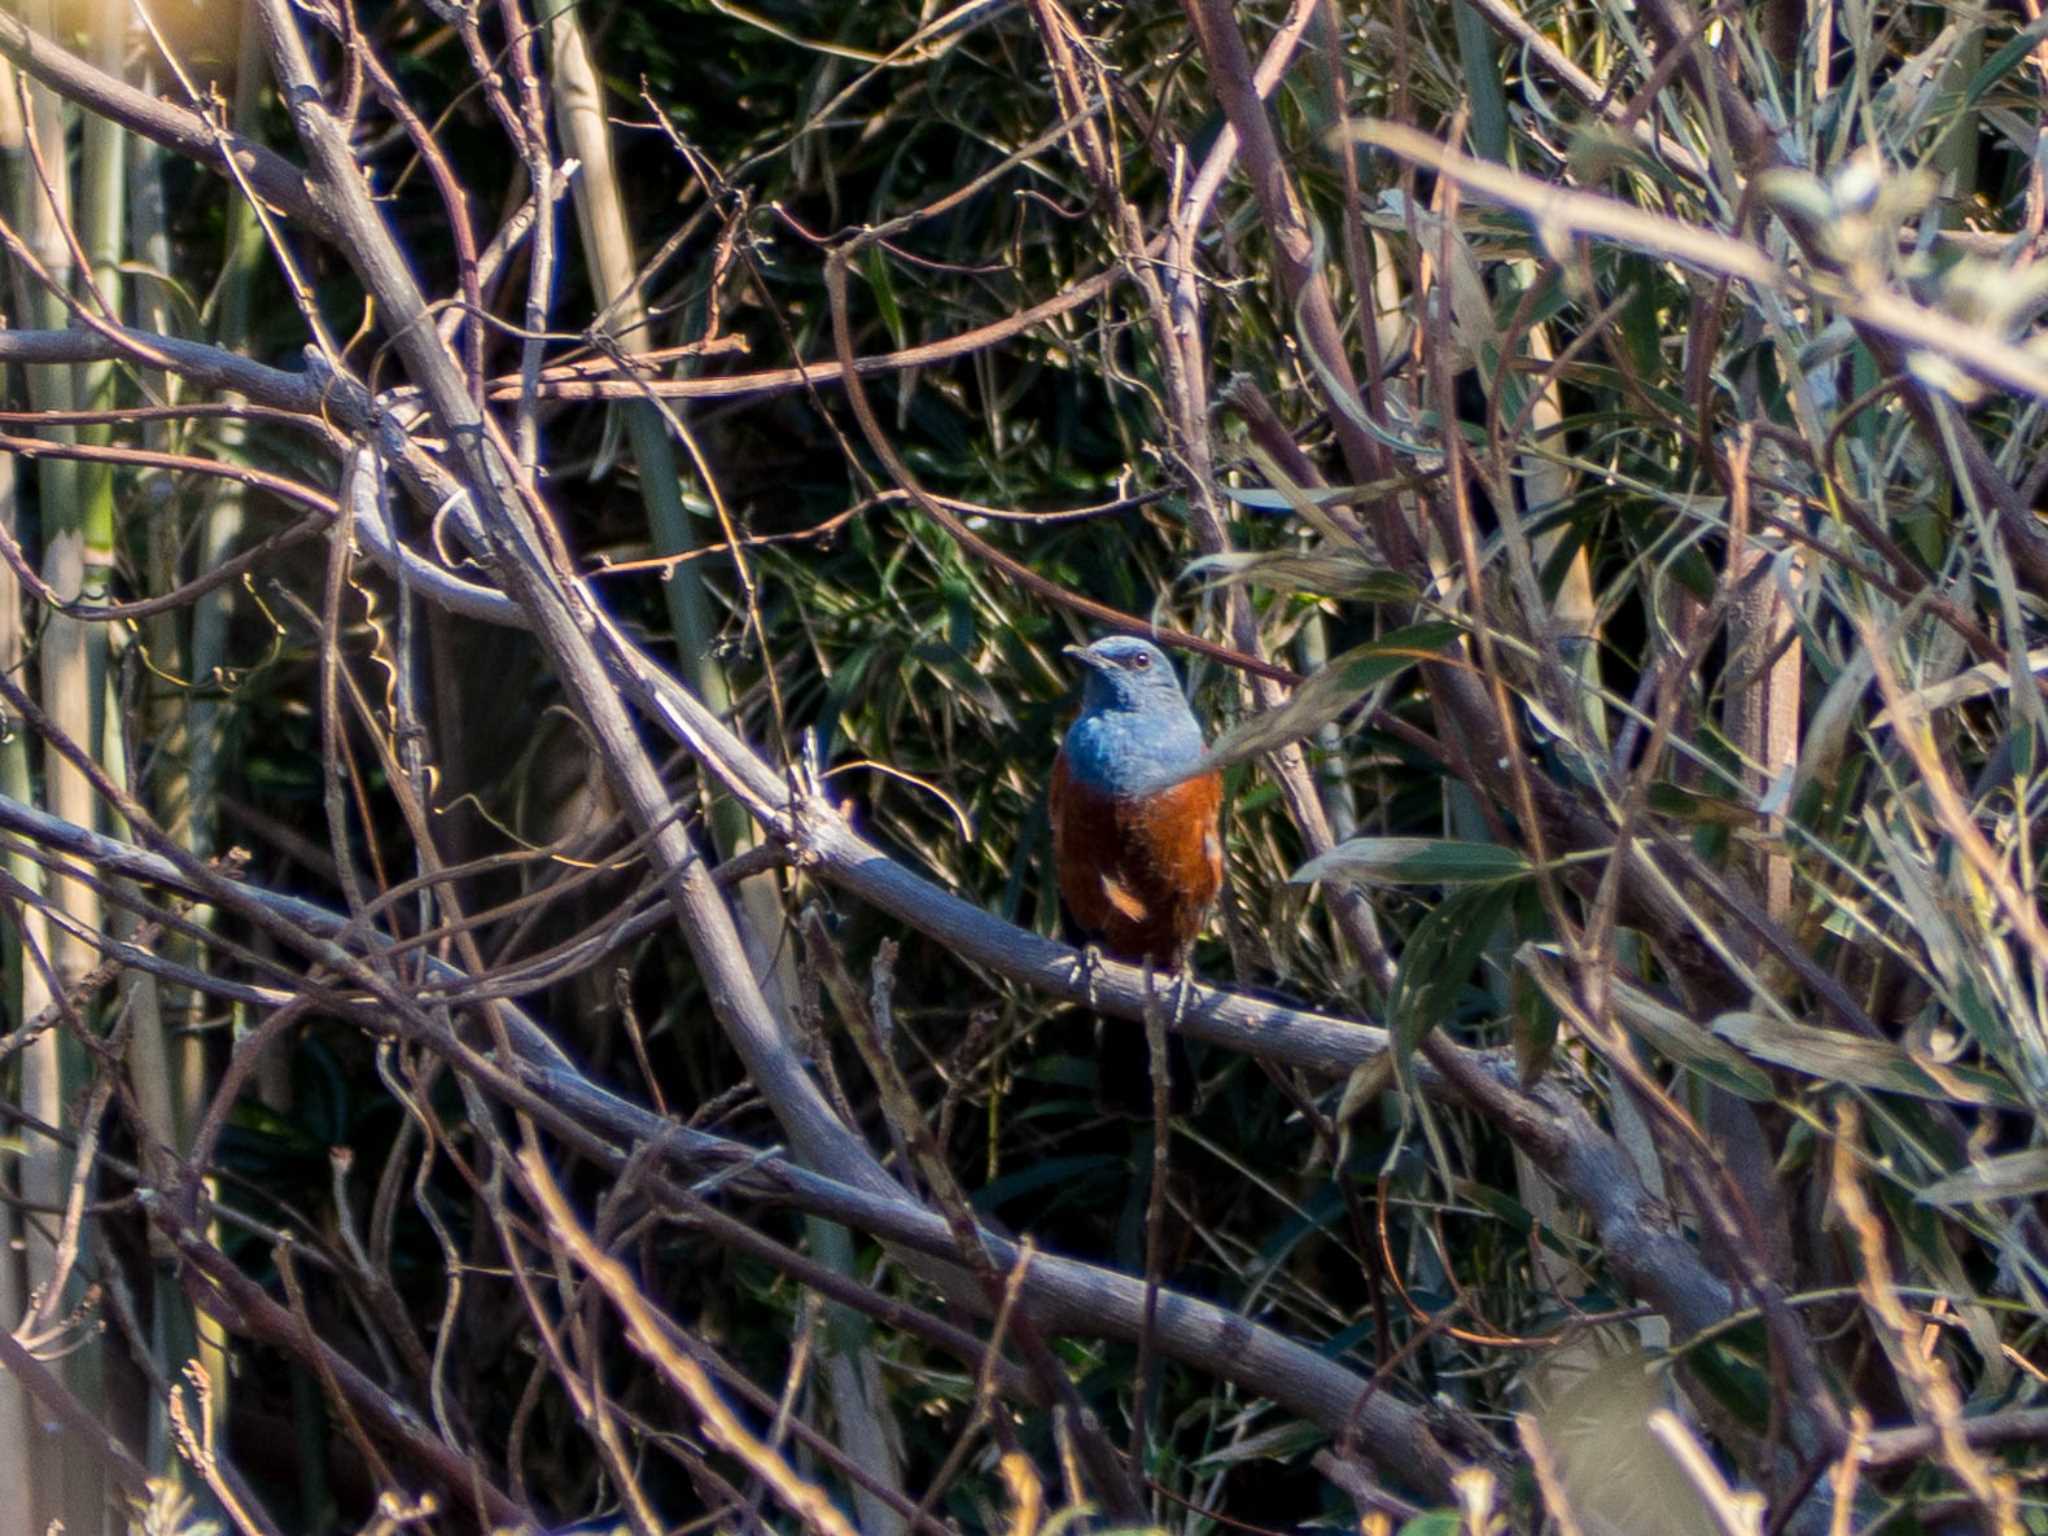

left=1170, top=945, right=1198, bottom=1032
left=1070, top=942, right=1105, bottom=1009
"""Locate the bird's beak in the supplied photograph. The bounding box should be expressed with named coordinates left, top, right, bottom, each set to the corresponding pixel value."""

left=1063, top=643, right=1107, bottom=673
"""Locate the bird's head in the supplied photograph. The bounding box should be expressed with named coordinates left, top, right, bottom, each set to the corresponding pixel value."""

left=1060, top=635, right=1206, bottom=793
left=1064, top=636, right=1189, bottom=717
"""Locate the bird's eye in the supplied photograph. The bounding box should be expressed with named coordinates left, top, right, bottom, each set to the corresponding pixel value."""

left=1132, top=652, right=1151, bottom=669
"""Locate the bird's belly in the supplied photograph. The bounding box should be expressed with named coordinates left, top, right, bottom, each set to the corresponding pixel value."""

left=1052, top=771, right=1223, bottom=963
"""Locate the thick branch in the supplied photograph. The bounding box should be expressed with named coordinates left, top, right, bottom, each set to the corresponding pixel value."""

left=0, top=791, right=1473, bottom=1497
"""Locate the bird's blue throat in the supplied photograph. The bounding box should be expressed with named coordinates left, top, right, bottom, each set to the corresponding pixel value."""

left=1061, top=699, right=1207, bottom=798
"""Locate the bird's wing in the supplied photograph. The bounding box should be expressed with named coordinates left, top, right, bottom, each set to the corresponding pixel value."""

left=1194, top=771, right=1225, bottom=894
left=1096, top=869, right=1150, bottom=924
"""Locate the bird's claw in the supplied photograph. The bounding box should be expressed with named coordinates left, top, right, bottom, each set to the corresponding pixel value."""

left=1071, top=942, right=1105, bottom=1009
left=1169, top=963, right=1195, bottom=1032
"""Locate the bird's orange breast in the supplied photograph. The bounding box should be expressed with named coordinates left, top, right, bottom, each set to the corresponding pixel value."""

left=1050, top=752, right=1224, bottom=963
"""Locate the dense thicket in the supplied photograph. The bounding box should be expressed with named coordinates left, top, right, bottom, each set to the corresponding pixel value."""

left=0, top=2, right=2044, bottom=1534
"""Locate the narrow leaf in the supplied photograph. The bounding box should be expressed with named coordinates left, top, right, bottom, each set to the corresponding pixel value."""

left=1204, top=622, right=1458, bottom=773
left=1185, top=549, right=1419, bottom=603
left=1294, top=837, right=1531, bottom=887
left=1609, top=981, right=1773, bottom=1101
left=1917, top=1149, right=2048, bottom=1205
left=1390, top=883, right=1518, bottom=1091
left=1712, top=1013, right=2022, bottom=1107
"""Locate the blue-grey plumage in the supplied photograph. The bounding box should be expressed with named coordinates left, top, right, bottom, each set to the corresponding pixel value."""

left=1051, top=636, right=1224, bottom=964
left=1056, top=637, right=1208, bottom=796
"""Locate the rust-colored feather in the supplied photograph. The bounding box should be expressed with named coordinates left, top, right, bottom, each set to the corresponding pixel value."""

left=1051, top=751, right=1223, bottom=963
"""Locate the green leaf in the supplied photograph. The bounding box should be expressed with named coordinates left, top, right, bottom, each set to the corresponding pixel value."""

left=1204, top=623, right=1458, bottom=773
left=1712, top=1013, right=2023, bottom=1108
left=1917, top=1149, right=2048, bottom=1205
left=1775, top=647, right=1877, bottom=814
left=1294, top=837, right=1531, bottom=887
left=865, top=244, right=905, bottom=348
left=1966, top=13, right=2048, bottom=109
left=1686, top=1324, right=1772, bottom=1425
left=1607, top=980, right=1774, bottom=1101
left=1512, top=965, right=1559, bottom=1085
left=1230, top=439, right=1426, bottom=555
left=1218, top=483, right=1391, bottom=512
left=1189, top=1419, right=1326, bottom=1467
left=1184, top=548, right=1419, bottom=603
left=1643, top=782, right=1761, bottom=827
left=1390, top=883, right=1518, bottom=1089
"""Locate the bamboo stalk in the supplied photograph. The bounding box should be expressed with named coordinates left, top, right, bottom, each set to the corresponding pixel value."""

left=6, top=5, right=102, bottom=1523
left=547, top=16, right=903, bottom=1531
left=185, top=3, right=266, bottom=871
left=545, top=7, right=795, bottom=1013
left=15, top=0, right=95, bottom=984
left=175, top=6, right=275, bottom=1473
left=0, top=67, right=46, bottom=1511
left=125, top=46, right=229, bottom=1478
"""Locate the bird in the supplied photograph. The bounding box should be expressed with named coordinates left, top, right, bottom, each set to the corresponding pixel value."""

left=1050, top=634, right=1224, bottom=978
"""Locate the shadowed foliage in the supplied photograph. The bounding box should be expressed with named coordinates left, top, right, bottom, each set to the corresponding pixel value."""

left=0, top=2, right=2043, bottom=1535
